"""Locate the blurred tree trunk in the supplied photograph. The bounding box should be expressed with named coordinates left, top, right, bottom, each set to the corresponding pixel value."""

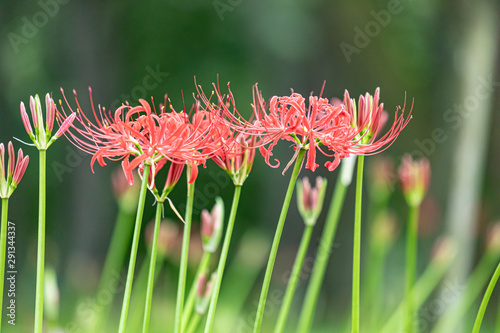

left=441, top=0, right=498, bottom=331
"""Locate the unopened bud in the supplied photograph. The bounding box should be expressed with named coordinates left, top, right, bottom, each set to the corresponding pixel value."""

left=486, top=223, right=500, bottom=254
left=431, top=237, right=455, bottom=265
left=201, top=197, right=224, bottom=253
left=297, top=177, right=327, bottom=226
left=368, top=157, right=396, bottom=203
left=145, top=220, right=179, bottom=258
left=370, top=211, right=398, bottom=246
left=399, top=154, right=431, bottom=207
left=195, top=272, right=217, bottom=314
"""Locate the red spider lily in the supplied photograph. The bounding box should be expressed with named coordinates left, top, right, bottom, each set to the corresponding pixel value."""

left=58, top=88, right=222, bottom=185
left=200, top=82, right=357, bottom=172
left=398, top=154, right=430, bottom=207
left=0, top=142, right=29, bottom=198
left=338, top=87, right=412, bottom=155
left=20, top=93, right=76, bottom=150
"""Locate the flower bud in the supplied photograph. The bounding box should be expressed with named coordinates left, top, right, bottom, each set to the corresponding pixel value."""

left=431, top=237, right=456, bottom=265
left=195, top=272, right=217, bottom=315
left=368, top=157, right=395, bottom=204
left=297, top=177, right=327, bottom=226
left=486, top=223, right=500, bottom=255
left=111, top=168, right=140, bottom=213
left=145, top=219, right=179, bottom=258
left=201, top=197, right=224, bottom=253
left=398, top=154, right=431, bottom=207
left=0, top=142, right=29, bottom=198
left=370, top=211, right=398, bottom=247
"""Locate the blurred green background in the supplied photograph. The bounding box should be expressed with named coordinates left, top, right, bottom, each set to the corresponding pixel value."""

left=0, top=0, right=499, bottom=332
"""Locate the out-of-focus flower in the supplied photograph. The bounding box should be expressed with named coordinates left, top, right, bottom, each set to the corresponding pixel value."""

left=20, top=93, right=76, bottom=150
left=0, top=142, right=29, bottom=198
left=145, top=219, right=180, bottom=258
left=431, top=237, right=456, bottom=265
left=398, top=154, right=431, bottom=207
left=201, top=197, right=224, bottom=253
left=195, top=272, right=217, bottom=314
left=296, top=177, right=327, bottom=226
left=486, top=223, right=500, bottom=254
left=111, top=168, right=141, bottom=213
left=370, top=211, right=399, bottom=246
left=368, top=157, right=396, bottom=204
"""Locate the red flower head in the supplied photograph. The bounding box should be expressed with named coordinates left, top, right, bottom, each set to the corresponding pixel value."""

left=200, top=82, right=358, bottom=173
left=58, top=88, right=219, bottom=186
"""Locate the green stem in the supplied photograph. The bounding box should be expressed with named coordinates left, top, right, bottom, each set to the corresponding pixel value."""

left=184, top=251, right=212, bottom=329
left=352, top=155, right=364, bottom=333
left=253, top=148, right=306, bottom=333
left=95, top=203, right=136, bottom=331
left=404, top=204, right=419, bottom=333
left=187, top=312, right=202, bottom=333
left=274, top=224, right=314, bottom=333
left=174, top=179, right=196, bottom=333
left=118, top=163, right=151, bottom=333
left=0, top=198, right=9, bottom=329
left=472, top=261, right=500, bottom=333
left=204, top=185, right=242, bottom=333
left=297, top=172, right=349, bottom=333
left=142, top=200, right=164, bottom=333
left=34, top=149, right=46, bottom=333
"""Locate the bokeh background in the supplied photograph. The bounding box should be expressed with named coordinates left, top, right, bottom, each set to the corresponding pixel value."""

left=0, top=0, right=499, bottom=332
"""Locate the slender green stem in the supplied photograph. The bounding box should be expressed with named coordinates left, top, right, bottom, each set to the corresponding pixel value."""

left=34, top=149, right=46, bottom=333
left=204, top=185, right=242, bottom=333
left=184, top=251, right=212, bottom=329
left=253, top=148, right=306, bottom=333
left=351, top=155, right=364, bottom=333
left=174, top=179, right=196, bottom=333
left=274, top=224, right=314, bottom=333
left=0, top=198, right=9, bottom=329
left=95, top=203, right=136, bottom=331
left=472, top=261, right=500, bottom=332
left=142, top=200, right=164, bottom=333
left=404, top=205, right=419, bottom=333
left=118, top=163, right=151, bottom=333
left=187, top=312, right=202, bottom=333
left=297, top=176, right=349, bottom=333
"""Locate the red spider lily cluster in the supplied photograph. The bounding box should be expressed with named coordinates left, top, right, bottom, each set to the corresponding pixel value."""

left=56, top=82, right=412, bottom=187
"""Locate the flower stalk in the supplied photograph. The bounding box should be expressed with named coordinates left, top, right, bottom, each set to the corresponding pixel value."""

left=34, top=149, right=46, bottom=333
left=118, top=163, right=151, bottom=333
left=142, top=200, right=164, bottom=333
left=174, top=170, right=196, bottom=333
left=351, top=154, right=364, bottom=333
left=253, top=148, right=306, bottom=333
left=204, top=185, right=241, bottom=333
left=473, top=261, right=500, bottom=332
